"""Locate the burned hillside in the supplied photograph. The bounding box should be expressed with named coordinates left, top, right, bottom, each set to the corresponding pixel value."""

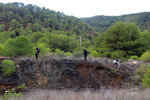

left=0, top=57, right=139, bottom=93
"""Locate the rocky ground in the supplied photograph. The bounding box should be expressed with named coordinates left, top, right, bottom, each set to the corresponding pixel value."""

left=0, top=57, right=141, bottom=93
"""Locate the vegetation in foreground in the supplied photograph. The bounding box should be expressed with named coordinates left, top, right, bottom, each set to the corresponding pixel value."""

left=2, top=88, right=150, bottom=100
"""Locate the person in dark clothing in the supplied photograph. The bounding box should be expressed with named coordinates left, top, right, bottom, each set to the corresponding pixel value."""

left=35, top=47, right=40, bottom=59
left=83, top=49, right=87, bottom=60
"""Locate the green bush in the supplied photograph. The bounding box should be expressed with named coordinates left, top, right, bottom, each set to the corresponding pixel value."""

left=0, top=60, right=16, bottom=76
left=140, top=50, right=150, bottom=62
left=65, top=52, right=72, bottom=56
left=142, top=65, right=150, bottom=88
left=130, top=55, right=139, bottom=60
left=4, top=35, right=32, bottom=57
left=18, top=83, right=26, bottom=90
left=72, top=51, right=83, bottom=58
left=111, top=50, right=125, bottom=59
left=1, top=88, right=22, bottom=100
left=131, top=64, right=148, bottom=84
left=90, top=50, right=98, bottom=58
left=136, top=65, right=147, bottom=76
left=55, top=48, right=64, bottom=54
left=54, top=48, right=65, bottom=57
left=0, top=43, right=4, bottom=55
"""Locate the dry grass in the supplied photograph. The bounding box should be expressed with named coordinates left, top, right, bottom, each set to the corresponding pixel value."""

left=6, top=88, right=150, bottom=100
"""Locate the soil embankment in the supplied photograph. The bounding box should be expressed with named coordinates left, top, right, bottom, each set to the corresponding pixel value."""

left=0, top=57, right=138, bottom=93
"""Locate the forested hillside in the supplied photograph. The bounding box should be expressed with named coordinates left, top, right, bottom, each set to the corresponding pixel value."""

left=1, top=2, right=150, bottom=60
left=0, top=2, right=97, bottom=57
left=81, top=12, right=150, bottom=33
left=0, top=2, right=94, bottom=34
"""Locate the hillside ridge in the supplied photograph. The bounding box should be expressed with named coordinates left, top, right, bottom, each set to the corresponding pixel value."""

left=0, top=57, right=137, bottom=93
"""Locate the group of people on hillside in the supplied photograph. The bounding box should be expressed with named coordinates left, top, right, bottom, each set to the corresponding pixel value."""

left=35, top=48, right=119, bottom=69
left=35, top=47, right=88, bottom=60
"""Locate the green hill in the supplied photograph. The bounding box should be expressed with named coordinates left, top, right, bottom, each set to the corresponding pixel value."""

left=0, top=2, right=94, bottom=35
left=0, top=2, right=96, bottom=56
left=1, top=2, right=150, bottom=59
left=80, top=12, right=150, bottom=33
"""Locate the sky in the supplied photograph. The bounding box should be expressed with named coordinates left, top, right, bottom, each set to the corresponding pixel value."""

left=0, top=0, right=150, bottom=18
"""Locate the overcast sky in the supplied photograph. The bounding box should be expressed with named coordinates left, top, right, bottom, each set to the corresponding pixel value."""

left=0, top=0, right=150, bottom=18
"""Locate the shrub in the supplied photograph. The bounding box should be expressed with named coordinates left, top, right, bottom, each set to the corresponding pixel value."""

left=18, top=83, right=26, bottom=90
left=142, top=65, right=150, bottom=88
left=0, top=60, right=16, bottom=76
left=130, top=55, right=139, bottom=60
left=111, top=50, right=125, bottom=59
left=72, top=51, right=82, bottom=58
left=131, top=64, right=148, bottom=84
left=136, top=64, right=147, bottom=76
left=140, top=51, right=150, bottom=62
left=54, top=48, right=65, bottom=57
left=4, top=35, right=32, bottom=57
left=1, top=88, right=22, bottom=100
left=65, top=52, right=72, bottom=56
left=0, top=43, right=4, bottom=55
left=55, top=48, right=64, bottom=54
left=90, top=50, right=98, bottom=58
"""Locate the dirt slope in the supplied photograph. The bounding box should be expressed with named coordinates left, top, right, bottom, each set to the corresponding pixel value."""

left=0, top=57, right=139, bottom=93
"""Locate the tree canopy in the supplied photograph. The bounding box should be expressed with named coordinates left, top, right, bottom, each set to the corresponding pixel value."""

left=94, top=22, right=149, bottom=58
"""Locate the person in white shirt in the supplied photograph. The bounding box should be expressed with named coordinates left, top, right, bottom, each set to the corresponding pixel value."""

left=113, top=59, right=119, bottom=69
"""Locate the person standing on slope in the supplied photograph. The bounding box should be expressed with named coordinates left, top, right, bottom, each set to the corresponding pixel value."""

left=83, top=49, right=87, bottom=60
left=35, top=46, right=40, bottom=59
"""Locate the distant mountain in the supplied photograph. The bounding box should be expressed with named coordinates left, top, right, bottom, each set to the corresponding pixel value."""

left=80, top=12, right=150, bottom=33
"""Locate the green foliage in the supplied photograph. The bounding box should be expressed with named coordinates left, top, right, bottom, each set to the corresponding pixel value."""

left=18, top=83, right=26, bottom=90
left=0, top=32, right=11, bottom=43
left=81, top=12, right=150, bottom=33
left=65, top=52, right=72, bottom=56
left=136, top=65, right=147, bottom=76
left=55, top=48, right=64, bottom=54
left=0, top=43, right=4, bottom=55
left=4, top=35, right=32, bottom=57
left=0, top=3, right=95, bottom=56
left=1, top=3, right=150, bottom=59
left=54, top=48, right=65, bottom=57
left=142, top=65, right=150, bottom=88
left=0, top=60, right=16, bottom=76
left=9, top=19, right=23, bottom=31
left=72, top=51, right=83, bottom=58
left=28, top=32, right=43, bottom=44
left=0, top=24, right=5, bottom=32
left=130, top=55, right=139, bottom=60
left=36, top=43, right=50, bottom=56
left=111, top=50, right=126, bottom=59
left=89, top=50, right=98, bottom=58
left=140, top=51, right=150, bottom=62
left=110, top=69, right=117, bottom=74
left=1, top=88, right=23, bottom=100
left=37, top=37, right=49, bottom=47
left=139, top=30, right=150, bottom=51
left=95, top=22, right=143, bottom=58
left=24, top=14, right=33, bottom=23
left=0, top=2, right=94, bottom=35
left=131, top=64, right=148, bottom=84
left=69, top=36, right=79, bottom=52
left=47, top=34, right=71, bottom=52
